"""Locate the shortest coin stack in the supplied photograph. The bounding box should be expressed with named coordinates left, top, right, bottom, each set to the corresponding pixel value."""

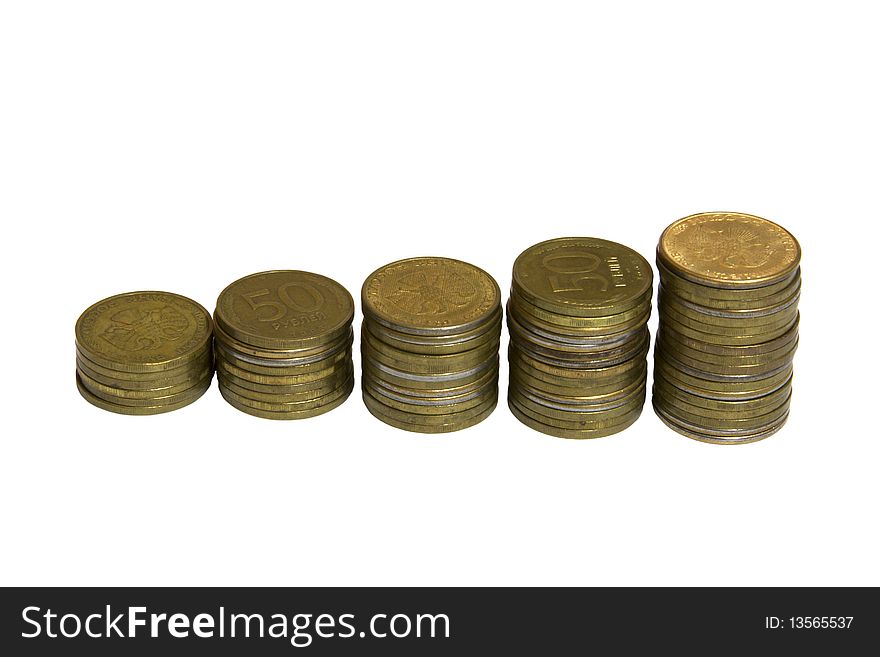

left=213, top=271, right=355, bottom=420
left=508, top=238, right=653, bottom=439
left=654, top=212, right=801, bottom=444
left=361, top=257, right=502, bottom=433
left=75, top=291, right=214, bottom=415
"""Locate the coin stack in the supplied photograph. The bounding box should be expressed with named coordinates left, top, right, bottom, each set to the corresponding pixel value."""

left=75, top=291, right=214, bottom=415
left=213, top=271, right=355, bottom=419
left=361, top=257, right=502, bottom=433
left=653, top=212, right=801, bottom=444
left=507, top=238, right=653, bottom=439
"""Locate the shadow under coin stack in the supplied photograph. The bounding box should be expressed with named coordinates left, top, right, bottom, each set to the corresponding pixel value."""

left=75, top=292, right=214, bottom=415
left=508, top=238, right=653, bottom=439
left=653, top=212, right=801, bottom=444
left=361, top=257, right=502, bottom=433
left=213, top=271, right=355, bottom=419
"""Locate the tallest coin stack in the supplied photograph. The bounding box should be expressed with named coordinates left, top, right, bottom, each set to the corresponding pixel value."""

left=653, top=212, right=801, bottom=444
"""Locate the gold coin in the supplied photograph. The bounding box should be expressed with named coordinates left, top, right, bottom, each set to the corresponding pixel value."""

left=658, top=296, right=799, bottom=332
left=363, top=391, right=497, bottom=432
left=212, top=322, right=353, bottom=361
left=659, top=282, right=800, bottom=319
left=75, top=291, right=213, bottom=373
left=516, top=372, right=647, bottom=408
left=508, top=397, right=642, bottom=439
left=76, top=373, right=210, bottom=415
left=656, top=336, right=798, bottom=376
left=215, top=270, right=354, bottom=351
left=362, top=257, right=501, bottom=336
left=511, top=342, right=649, bottom=378
left=658, top=212, right=801, bottom=289
left=363, top=387, right=497, bottom=423
left=512, top=237, right=653, bottom=318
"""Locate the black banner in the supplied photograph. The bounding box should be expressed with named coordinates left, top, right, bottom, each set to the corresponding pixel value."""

left=1, top=587, right=874, bottom=654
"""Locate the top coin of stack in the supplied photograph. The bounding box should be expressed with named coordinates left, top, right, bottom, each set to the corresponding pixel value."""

left=653, top=212, right=801, bottom=444
left=507, top=238, right=653, bottom=439
left=361, top=257, right=502, bottom=433
left=213, top=271, right=355, bottom=419
left=75, top=291, right=214, bottom=415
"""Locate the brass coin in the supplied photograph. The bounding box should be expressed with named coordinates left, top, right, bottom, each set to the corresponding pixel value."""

left=508, top=397, right=642, bottom=439
left=364, top=395, right=498, bottom=433
left=79, top=371, right=213, bottom=407
left=658, top=212, right=801, bottom=289
left=507, top=305, right=649, bottom=352
left=363, top=316, right=502, bottom=355
left=77, top=366, right=214, bottom=400
left=509, top=358, right=647, bottom=398
left=365, top=363, right=499, bottom=399
left=656, top=336, right=798, bottom=376
left=659, top=282, right=800, bottom=319
left=362, top=257, right=501, bottom=336
left=658, top=320, right=798, bottom=358
left=512, top=237, right=653, bottom=317
left=213, top=322, right=353, bottom=361
left=361, top=328, right=500, bottom=375
left=76, top=291, right=213, bottom=373
left=76, top=354, right=212, bottom=391
left=76, top=373, right=210, bottom=415
left=653, top=403, right=789, bottom=445
left=215, top=270, right=354, bottom=351
left=511, top=341, right=649, bottom=376
left=510, top=290, right=653, bottom=330
left=217, top=355, right=350, bottom=386
left=362, top=356, right=499, bottom=391
left=653, top=380, right=792, bottom=418
left=220, top=379, right=354, bottom=420
left=509, top=319, right=649, bottom=365
left=658, top=270, right=802, bottom=311
left=218, top=362, right=353, bottom=395
left=221, top=376, right=354, bottom=412
left=658, top=310, right=799, bottom=346
left=653, top=357, right=793, bottom=399
left=363, top=391, right=497, bottom=431
left=216, top=342, right=352, bottom=376
left=218, top=374, right=351, bottom=404
left=658, top=297, right=799, bottom=333
left=510, top=385, right=645, bottom=424
left=517, top=372, right=647, bottom=408
left=655, top=394, right=791, bottom=431
left=364, top=378, right=496, bottom=415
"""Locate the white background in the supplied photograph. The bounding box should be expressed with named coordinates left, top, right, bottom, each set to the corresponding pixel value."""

left=1, top=1, right=877, bottom=587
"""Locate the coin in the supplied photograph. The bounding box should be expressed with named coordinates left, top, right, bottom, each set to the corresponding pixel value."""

left=214, top=271, right=356, bottom=419
left=508, top=398, right=643, bottom=439
left=361, top=257, right=502, bottom=432
left=658, top=212, right=801, bottom=289
left=75, top=291, right=215, bottom=415
left=76, top=291, right=213, bottom=373
left=512, top=237, right=653, bottom=317
left=653, top=213, right=801, bottom=442
left=215, top=271, right=354, bottom=351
